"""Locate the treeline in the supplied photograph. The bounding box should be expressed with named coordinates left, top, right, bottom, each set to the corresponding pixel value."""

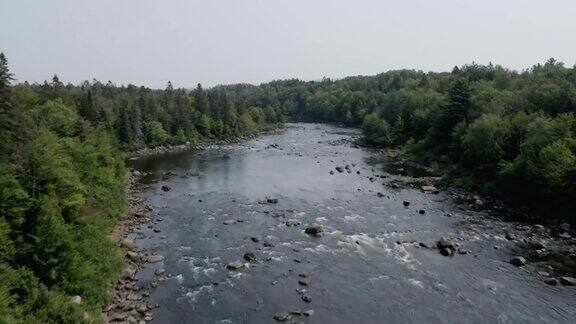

left=219, top=59, right=576, bottom=217
left=0, top=53, right=282, bottom=322
left=28, top=77, right=283, bottom=150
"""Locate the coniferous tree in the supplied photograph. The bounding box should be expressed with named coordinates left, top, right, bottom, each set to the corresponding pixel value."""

left=0, top=53, right=15, bottom=159
left=194, top=83, right=209, bottom=114
left=116, top=105, right=132, bottom=147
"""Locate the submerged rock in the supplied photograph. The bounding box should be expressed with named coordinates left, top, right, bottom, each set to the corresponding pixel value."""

left=560, top=276, right=576, bottom=286
left=243, top=252, right=256, bottom=262
left=148, top=255, right=164, bottom=263
left=544, top=278, right=558, bottom=286
left=559, top=223, right=571, bottom=233
left=161, top=185, right=171, bottom=192
left=273, top=313, right=291, bottom=322
left=305, top=224, right=323, bottom=236
left=510, top=256, right=527, bottom=267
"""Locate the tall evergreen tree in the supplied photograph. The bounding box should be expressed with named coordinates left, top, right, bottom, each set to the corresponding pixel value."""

left=435, top=78, right=471, bottom=146
left=116, top=105, right=132, bottom=147
left=194, top=83, right=209, bottom=114
left=0, top=53, right=15, bottom=159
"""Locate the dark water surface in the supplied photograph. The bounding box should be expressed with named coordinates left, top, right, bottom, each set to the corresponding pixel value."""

left=129, top=124, right=575, bottom=324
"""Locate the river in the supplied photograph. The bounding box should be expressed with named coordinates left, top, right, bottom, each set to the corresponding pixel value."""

left=128, top=123, right=575, bottom=323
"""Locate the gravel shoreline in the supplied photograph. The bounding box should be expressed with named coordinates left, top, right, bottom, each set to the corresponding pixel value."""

left=103, top=126, right=286, bottom=323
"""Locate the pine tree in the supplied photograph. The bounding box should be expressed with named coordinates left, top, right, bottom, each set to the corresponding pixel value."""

left=194, top=83, right=209, bottom=114
left=79, top=90, right=99, bottom=122
left=0, top=53, right=16, bottom=160
left=132, top=96, right=144, bottom=147
left=435, top=78, right=471, bottom=146
left=117, top=105, right=132, bottom=147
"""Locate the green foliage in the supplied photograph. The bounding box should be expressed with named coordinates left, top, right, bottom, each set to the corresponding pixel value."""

left=362, top=113, right=392, bottom=146
left=0, top=53, right=125, bottom=322
left=145, top=120, right=169, bottom=146
left=461, top=114, right=512, bottom=174
left=217, top=59, right=576, bottom=216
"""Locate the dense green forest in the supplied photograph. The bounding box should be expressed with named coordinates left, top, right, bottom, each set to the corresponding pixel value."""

left=0, top=53, right=282, bottom=322
left=218, top=59, right=576, bottom=217
left=1, top=50, right=575, bottom=321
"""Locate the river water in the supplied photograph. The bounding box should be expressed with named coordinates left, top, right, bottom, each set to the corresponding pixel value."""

left=128, top=123, right=575, bottom=323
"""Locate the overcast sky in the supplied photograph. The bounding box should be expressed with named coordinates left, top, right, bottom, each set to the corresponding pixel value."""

left=1, top=0, right=575, bottom=88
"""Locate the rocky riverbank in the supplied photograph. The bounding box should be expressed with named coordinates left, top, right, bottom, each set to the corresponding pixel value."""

left=370, top=149, right=576, bottom=285
left=128, top=126, right=286, bottom=159
left=103, top=171, right=156, bottom=323
left=103, top=126, right=286, bottom=323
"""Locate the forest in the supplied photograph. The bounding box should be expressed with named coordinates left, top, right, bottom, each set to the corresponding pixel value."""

left=0, top=53, right=282, bottom=322
left=218, top=59, right=576, bottom=217
left=1, top=51, right=576, bottom=321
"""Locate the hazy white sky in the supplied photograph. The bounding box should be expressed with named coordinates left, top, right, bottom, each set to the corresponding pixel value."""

left=1, top=0, right=575, bottom=88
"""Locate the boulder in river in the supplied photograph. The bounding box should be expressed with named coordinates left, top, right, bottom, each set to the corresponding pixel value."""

left=559, top=223, right=571, bottom=233
left=243, top=252, right=256, bottom=262
left=148, top=254, right=164, bottom=263
left=377, top=192, right=384, bottom=198
left=298, top=278, right=311, bottom=286
left=335, top=166, right=344, bottom=173
left=273, top=313, right=291, bottom=322
left=267, top=198, right=279, bottom=204
left=419, top=209, right=426, bottom=215
left=303, top=309, right=314, bottom=317
left=226, top=261, right=244, bottom=270
left=510, top=256, right=527, bottom=267
left=421, top=185, right=439, bottom=194
left=544, top=278, right=558, bottom=286
left=305, top=224, right=323, bottom=237
left=161, top=185, right=171, bottom=192
left=436, top=237, right=457, bottom=256
left=403, top=201, right=410, bottom=207
left=223, top=220, right=237, bottom=225
left=560, top=276, right=576, bottom=286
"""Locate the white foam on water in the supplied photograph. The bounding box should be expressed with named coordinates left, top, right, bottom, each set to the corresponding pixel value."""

left=183, top=283, right=214, bottom=305
left=368, top=275, right=390, bottom=283
left=344, top=214, right=364, bottom=222
left=229, top=272, right=251, bottom=279
left=408, top=278, right=424, bottom=289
